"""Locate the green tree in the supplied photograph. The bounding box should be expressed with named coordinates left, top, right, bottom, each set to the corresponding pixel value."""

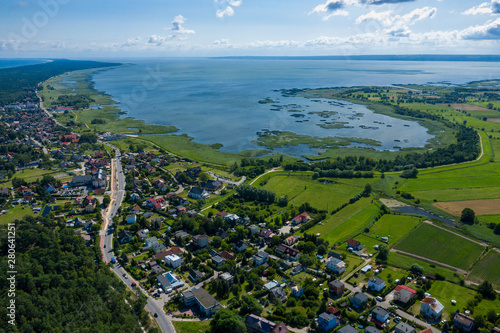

left=493, top=223, right=500, bottom=235
left=210, top=308, right=247, bottom=333
left=478, top=281, right=496, bottom=299
left=376, top=244, right=389, bottom=262
left=199, top=172, right=210, bottom=182
left=460, top=208, right=476, bottom=224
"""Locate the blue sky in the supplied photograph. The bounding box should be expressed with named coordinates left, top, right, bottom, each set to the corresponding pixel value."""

left=0, top=0, right=499, bottom=57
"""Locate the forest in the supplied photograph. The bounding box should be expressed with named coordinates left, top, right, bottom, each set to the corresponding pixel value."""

left=0, top=59, right=120, bottom=106
left=0, top=217, right=143, bottom=332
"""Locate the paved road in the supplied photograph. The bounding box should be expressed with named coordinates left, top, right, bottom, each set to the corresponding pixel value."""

left=99, top=141, right=176, bottom=333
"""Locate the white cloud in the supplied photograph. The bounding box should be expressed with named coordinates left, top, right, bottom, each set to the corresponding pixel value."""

left=463, top=0, right=500, bottom=15
left=148, top=35, right=167, bottom=46
left=169, top=15, right=195, bottom=37
left=356, top=7, right=436, bottom=38
left=310, top=0, right=357, bottom=18
left=214, top=0, right=241, bottom=18
left=461, top=18, right=500, bottom=39
left=356, top=10, right=392, bottom=24
left=463, top=2, right=493, bottom=15
left=216, top=6, right=235, bottom=18
left=123, top=37, right=141, bottom=47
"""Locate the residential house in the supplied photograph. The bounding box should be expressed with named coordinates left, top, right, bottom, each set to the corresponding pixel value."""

left=394, top=285, right=417, bottom=303
left=328, top=251, right=343, bottom=260
left=291, top=264, right=303, bottom=275
left=338, top=325, right=359, bottom=333
left=72, top=174, right=92, bottom=186
left=329, top=280, right=345, bottom=295
left=270, top=287, right=287, bottom=303
left=260, top=228, right=276, bottom=243
left=145, top=237, right=159, bottom=249
left=291, top=286, right=303, bottom=297
left=371, top=307, right=389, bottom=328
left=181, top=288, right=221, bottom=316
left=200, top=180, right=223, bottom=192
left=453, top=312, right=475, bottom=333
left=219, top=250, right=235, bottom=261
left=318, top=312, right=339, bottom=332
left=350, top=292, right=369, bottom=309
left=366, top=326, right=381, bottom=333
left=368, top=277, right=386, bottom=292
left=127, top=214, right=137, bottom=224
left=233, top=240, right=248, bottom=252
left=276, top=244, right=300, bottom=261
left=253, top=251, right=269, bottom=266
left=118, top=230, right=133, bottom=244
left=346, top=238, right=363, bottom=251
left=395, top=322, right=416, bottom=333
left=326, top=257, right=346, bottom=274
left=248, top=225, right=259, bottom=234
left=152, top=243, right=166, bottom=254
left=189, top=269, right=205, bottom=282
left=292, top=212, right=311, bottom=225
left=157, top=272, right=184, bottom=290
left=245, top=314, right=288, bottom=333
left=130, top=205, right=141, bottom=214
left=188, top=187, right=209, bottom=199
left=420, top=297, right=444, bottom=320
left=174, top=230, right=190, bottom=242
left=284, top=236, right=296, bottom=246
left=212, top=255, right=225, bottom=267
left=165, top=254, right=182, bottom=269
left=151, top=265, right=164, bottom=274
left=218, top=272, right=233, bottom=285
left=193, top=234, right=209, bottom=248
left=92, top=169, right=107, bottom=188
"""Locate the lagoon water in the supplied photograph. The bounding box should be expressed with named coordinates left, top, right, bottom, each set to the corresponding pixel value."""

left=91, top=58, right=500, bottom=156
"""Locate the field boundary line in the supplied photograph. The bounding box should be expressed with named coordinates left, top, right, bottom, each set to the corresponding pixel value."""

left=321, top=200, right=372, bottom=237
left=423, top=220, right=488, bottom=247
left=390, top=249, right=467, bottom=275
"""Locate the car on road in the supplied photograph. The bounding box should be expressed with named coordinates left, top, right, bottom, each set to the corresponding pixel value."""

left=104, top=244, right=106, bottom=248
left=154, top=313, right=158, bottom=318
left=123, top=274, right=128, bottom=279
left=376, top=296, right=383, bottom=302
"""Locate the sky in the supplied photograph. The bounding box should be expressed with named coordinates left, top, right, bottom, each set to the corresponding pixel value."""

left=0, top=0, right=499, bottom=58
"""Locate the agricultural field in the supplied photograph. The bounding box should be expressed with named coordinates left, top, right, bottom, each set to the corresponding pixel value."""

left=467, top=249, right=500, bottom=290
left=387, top=252, right=462, bottom=283
left=322, top=200, right=381, bottom=245
left=260, top=173, right=362, bottom=211
left=367, top=214, right=422, bottom=246
left=395, top=223, right=485, bottom=270
left=434, top=198, right=500, bottom=216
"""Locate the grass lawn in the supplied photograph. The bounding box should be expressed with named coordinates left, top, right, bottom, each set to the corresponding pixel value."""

left=172, top=320, right=211, bottom=333
left=467, top=249, right=500, bottom=290
left=322, top=200, right=381, bottom=245
left=367, top=214, right=422, bottom=247
left=0, top=168, right=62, bottom=188
left=410, top=281, right=477, bottom=319
left=260, top=174, right=361, bottom=211
left=342, top=254, right=366, bottom=277
left=461, top=223, right=500, bottom=248
left=307, top=197, right=373, bottom=237
left=395, top=224, right=485, bottom=270
left=0, top=205, right=39, bottom=224
left=387, top=252, right=462, bottom=283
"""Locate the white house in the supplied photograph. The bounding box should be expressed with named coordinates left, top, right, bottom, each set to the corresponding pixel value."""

left=326, top=257, right=346, bottom=274
left=188, top=187, right=209, bottom=199
left=165, top=254, right=182, bottom=269
left=420, top=297, right=444, bottom=319
left=145, top=237, right=159, bottom=249
left=368, top=277, right=386, bottom=292
left=253, top=251, right=269, bottom=266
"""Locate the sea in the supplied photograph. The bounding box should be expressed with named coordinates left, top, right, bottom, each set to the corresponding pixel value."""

left=85, top=58, right=500, bottom=156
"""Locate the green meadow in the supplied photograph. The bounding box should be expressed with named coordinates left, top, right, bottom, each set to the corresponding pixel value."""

left=366, top=214, right=422, bottom=246
left=467, top=250, right=500, bottom=290
left=395, top=224, right=485, bottom=270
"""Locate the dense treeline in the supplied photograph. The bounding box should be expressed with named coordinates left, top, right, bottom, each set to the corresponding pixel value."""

left=284, top=126, right=479, bottom=173
left=236, top=184, right=276, bottom=203
left=0, top=59, right=120, bottom=105
left=231, top=157, right=282, bottom=179
left=0, top=217, right=143, bottom=332
left=56, top=94, right=95, bottom=109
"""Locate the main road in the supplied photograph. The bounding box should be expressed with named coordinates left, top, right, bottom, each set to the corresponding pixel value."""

left=99, top=142, right=176, bottom=333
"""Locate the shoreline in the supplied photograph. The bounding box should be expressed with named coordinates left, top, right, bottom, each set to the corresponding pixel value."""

left=42, top=65, right=459, bottom=164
